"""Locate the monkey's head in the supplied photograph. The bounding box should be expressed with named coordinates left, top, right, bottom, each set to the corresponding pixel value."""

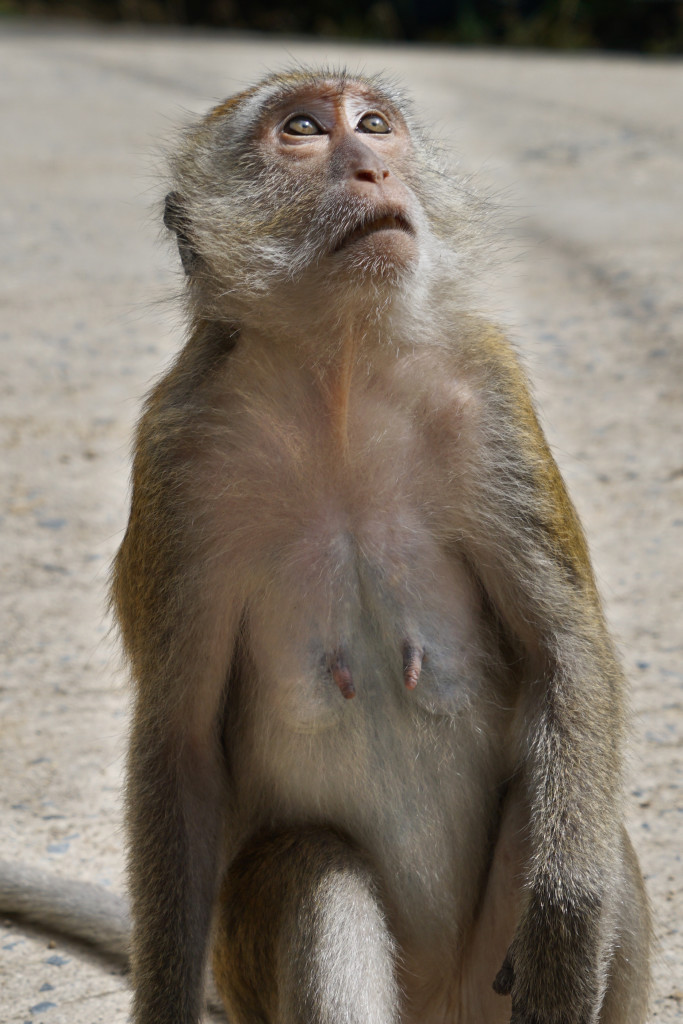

left=164, top=69, right=474, bottom=329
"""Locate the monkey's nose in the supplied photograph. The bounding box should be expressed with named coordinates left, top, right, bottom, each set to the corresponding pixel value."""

left=331, top=136, right=391, bottom=187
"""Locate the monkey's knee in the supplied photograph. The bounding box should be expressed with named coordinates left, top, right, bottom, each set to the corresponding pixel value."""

left=599, top=829, right=651, bottom=1024
left=212, top=826, right=398, bottom=1024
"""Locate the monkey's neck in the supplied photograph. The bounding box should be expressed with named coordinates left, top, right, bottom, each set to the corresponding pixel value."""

left=317, top=330, right=359, bottom=464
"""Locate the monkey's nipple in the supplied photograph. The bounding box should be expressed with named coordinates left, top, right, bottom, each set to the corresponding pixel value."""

left=328, top=650, right=355, bottom=700
left=402, top=642, right=425, bottom=690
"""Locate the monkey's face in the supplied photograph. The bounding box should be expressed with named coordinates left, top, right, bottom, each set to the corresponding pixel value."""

left=165, top=72, right=462, bottom=324
left=253, top=82, right=420, bottom=281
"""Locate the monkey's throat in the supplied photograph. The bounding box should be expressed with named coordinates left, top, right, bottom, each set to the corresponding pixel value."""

left=325, top=332, right=357, bottom=463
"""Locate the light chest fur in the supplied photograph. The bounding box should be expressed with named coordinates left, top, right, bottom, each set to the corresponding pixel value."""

left=184, top=335, right=515, bottom=948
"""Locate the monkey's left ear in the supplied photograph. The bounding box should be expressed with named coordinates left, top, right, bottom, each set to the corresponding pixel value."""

left=164, top=192, right=201, bottom=276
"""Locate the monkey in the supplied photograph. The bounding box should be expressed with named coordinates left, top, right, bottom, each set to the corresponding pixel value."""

left=0, top=859, right=130, bottom=967
left=2, top=66, right=651, bottom=1024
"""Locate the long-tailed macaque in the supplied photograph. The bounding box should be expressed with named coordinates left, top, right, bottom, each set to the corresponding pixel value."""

left=5, top=68, right=652, bottom=1024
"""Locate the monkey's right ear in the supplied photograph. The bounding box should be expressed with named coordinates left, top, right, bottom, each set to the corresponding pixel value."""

left=164, top=192, right=201, bottom=276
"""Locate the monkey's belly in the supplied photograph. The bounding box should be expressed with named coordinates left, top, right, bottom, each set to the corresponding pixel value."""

left=228, top=519, right=507, bottom=943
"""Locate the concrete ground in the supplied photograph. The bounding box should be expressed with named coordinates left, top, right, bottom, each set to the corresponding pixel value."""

left=1, top=22, right=681, bottom=1024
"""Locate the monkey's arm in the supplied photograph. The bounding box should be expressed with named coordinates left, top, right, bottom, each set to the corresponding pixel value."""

left=112, top=364, right=240, bottom=1024
left=459, top=327, right=628, bottom=1024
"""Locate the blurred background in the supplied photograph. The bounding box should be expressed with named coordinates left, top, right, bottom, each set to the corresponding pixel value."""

left=4, top=0, right=683, bottom=52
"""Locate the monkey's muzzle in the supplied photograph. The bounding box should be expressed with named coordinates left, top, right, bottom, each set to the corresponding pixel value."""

left=334, top=212, right=414, bottom=252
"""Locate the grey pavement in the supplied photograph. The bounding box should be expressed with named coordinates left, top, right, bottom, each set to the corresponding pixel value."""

left=1, top=23, right=682, bottom=1024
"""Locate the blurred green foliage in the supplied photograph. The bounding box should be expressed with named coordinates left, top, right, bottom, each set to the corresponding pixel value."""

left=7, top=0, right=683, bottom=52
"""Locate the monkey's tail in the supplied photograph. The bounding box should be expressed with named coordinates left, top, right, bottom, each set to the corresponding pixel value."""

left=0, top=859, right=130, bottom=966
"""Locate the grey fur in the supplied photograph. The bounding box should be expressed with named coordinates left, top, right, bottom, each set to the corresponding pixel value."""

left=0, top=859, right=129, bottom=965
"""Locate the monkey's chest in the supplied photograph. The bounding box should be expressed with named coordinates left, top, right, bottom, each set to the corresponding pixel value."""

left=242, top=506, right=489, bottom=732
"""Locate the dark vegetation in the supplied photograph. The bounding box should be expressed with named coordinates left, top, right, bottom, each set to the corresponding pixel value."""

left=6, top=0, right=683, bottom=53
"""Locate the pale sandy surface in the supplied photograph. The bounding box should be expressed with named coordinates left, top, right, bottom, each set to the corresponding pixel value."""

left=1, top=23, right=681, bottom=1024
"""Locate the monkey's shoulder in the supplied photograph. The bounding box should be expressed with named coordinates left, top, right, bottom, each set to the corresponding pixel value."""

left=384, top=320, right=537, bottom=442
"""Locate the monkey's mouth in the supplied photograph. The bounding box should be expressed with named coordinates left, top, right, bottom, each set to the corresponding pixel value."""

left=334, top=212, right=414, bottom=252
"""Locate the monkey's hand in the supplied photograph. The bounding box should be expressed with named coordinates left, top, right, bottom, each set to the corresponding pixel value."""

left=493, top=892, right=604, bottom=1024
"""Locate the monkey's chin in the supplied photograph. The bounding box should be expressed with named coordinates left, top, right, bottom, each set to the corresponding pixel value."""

left=334, top=228, right=419, bottom=279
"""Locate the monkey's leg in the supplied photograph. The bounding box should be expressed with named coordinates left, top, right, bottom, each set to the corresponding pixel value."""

left=212, top=827, right=399, bottom=1024
left=597, top=828, right=651, bottom=1024
left=458, top=786, right=529, bottom=1024
left=493, top=825, right=652, bottom=1024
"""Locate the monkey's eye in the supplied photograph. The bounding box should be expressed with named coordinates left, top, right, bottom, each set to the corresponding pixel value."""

left=282, top=115, right=323, bottom=136
left=357, top=113, right=391, bottom=134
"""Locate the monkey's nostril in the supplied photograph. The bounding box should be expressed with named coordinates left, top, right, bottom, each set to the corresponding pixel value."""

left=355, top=168, right=389, bottom=184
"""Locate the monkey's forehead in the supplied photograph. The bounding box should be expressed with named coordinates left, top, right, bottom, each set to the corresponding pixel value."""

left=204, top=66, right=412, bottom=127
